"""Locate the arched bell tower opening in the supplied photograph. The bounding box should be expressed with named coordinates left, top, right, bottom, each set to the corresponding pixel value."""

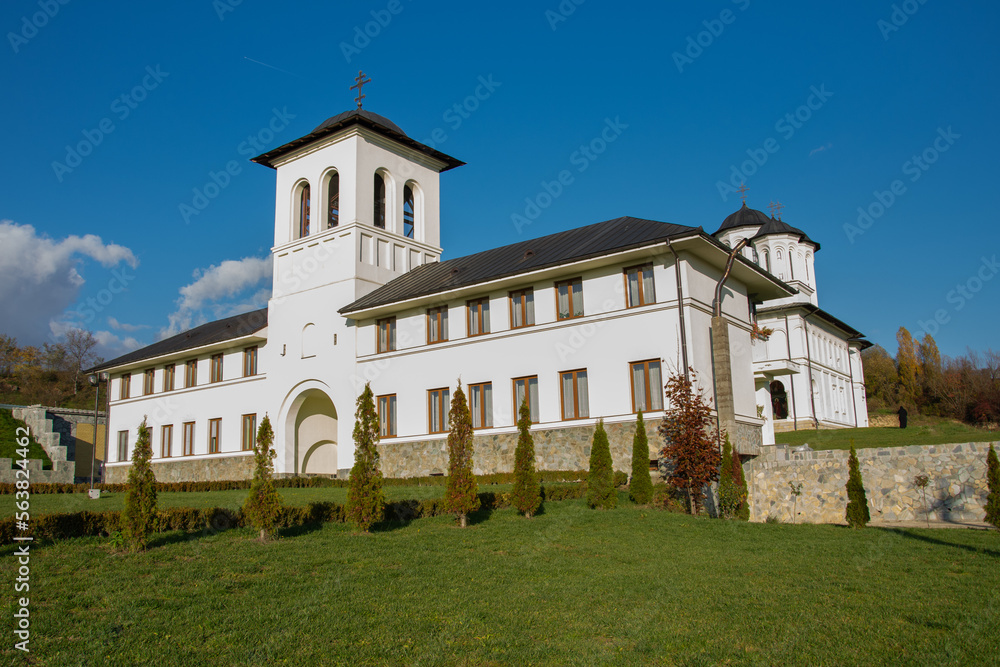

left=284, top=388, right=338, bottom=476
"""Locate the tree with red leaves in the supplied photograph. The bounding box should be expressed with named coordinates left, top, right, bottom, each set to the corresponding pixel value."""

left=659, top=369, right=721, bottom=514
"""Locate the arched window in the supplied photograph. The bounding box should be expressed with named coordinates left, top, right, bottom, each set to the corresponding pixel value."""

left=403, top=184, right=415, bottom=238
left=297, top=184, right=311, bottom=239
left=373, top=172, right=386, bottom=229
left=327, top=172, right=339, bottom=229
left=805, top=253, right=811, bottom=281
left=762, top=249, right=770, bottom=272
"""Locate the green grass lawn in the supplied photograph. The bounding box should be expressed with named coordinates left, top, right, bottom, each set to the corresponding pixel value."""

left=775, top=413, right=1000, bottom=451
left=0, top=407, right=52, bottom=469
left=1, top=497, right=997, bottom=666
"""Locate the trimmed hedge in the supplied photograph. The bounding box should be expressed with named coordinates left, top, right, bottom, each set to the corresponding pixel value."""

left=0, top=482, right=590, bottom=544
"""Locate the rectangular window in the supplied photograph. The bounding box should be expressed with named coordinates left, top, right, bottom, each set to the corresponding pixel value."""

left=243, top=346, right=258, bottom=377
left=427, top=306, right=449, bottom=344
left=161, top=424, right=173, bottom=458
left=377, top=317, right=397, bottom=353
left=242, top=414, right=257, bottom=451
left=185, top=360, right=198, bottom=388
left=163, top=364, right=175, bottom=392
left=143, top=368, right=155, bottom=396
left=513, top=375, right=539, bottom=424
left=630, top=360, right=664, bottom=413
left=509, top=288, right=535, bottom=328
left=208, top=418, right=221, bottom=454
left=467, top=298, right=491, bottom=336
left=183, top=422, right=195, bottom=456
left=560, top=369, right=590, bottom=420
left=469, top=382, right=493, bottom=429
left=377, top=394, right=397, bottom=437
left=556, top=278, right=584, bottom=320
left=210, top=354, right=224, bottom=383
left=117, top=430, right=129, bottom=461
left=119, top=374, right=131, bottom=400
left=625, top=264, right=656, bottom=307
left=428, top=388, right=451, bottom=433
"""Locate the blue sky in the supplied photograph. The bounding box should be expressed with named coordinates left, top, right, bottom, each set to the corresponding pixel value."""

left=2, top=0, right=998, bottom=361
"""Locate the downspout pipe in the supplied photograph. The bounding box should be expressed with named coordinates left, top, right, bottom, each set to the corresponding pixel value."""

left=667, top=241, right=690, bottom=382
left=803, top=316, right=820, bottom=430
left=713, top=238, right=749, bottom=317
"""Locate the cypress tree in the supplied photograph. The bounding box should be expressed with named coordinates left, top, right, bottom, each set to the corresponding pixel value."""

left=346, top=383, right=385, bottom=532
left=123, top=416, right=157, bottom=552
left=732, top=443, right=750, bottom=521
left=718, top=434, right=738, bottom=518
left=445, top=383, right=480, bottom=527
left=845, top=441, right=870, bottom=528
left=985, top=443, right=1000, bottom=529
left=511, top=398, right=541, bottom=518
left=587, top=420, right=616, bottom=509
left=629, top=412, right=654, bottom=504
left=242, top=415, right=283, bottom=541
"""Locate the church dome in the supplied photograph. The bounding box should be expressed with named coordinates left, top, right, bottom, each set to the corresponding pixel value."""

left=752, top=216, right=820, bottom=251
left=313, top=109, right=407, bottom=137
left=715, top=202, right=771, bottom=235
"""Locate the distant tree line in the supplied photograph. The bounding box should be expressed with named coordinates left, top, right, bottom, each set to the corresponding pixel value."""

left=0, top=330, right=102, bottom=408
left=863, top=327, right=1000, bottom=424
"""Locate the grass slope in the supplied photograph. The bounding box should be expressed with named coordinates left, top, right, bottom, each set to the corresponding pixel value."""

left=776, top=414, right=1000, bottom=451
left=0, top=407, right=52, bottom=469
left=1, top=498, right=997, bottom=665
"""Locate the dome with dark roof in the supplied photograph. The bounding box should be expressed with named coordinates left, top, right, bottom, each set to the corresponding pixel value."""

left=313, top=109, right=407, bottom=136
left=715, top=202, right=771, bottom=235
left=752, top=216, right=820, bottom=251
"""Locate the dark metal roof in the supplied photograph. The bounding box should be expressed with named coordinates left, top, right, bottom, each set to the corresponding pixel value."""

left=251, top=108, right=465, bottom=172
left=87, top=308, right=268, bottom=373
left=757, top=302, right=867, bottom=346
left=340, top=217, right=702, bottom=314
left=752, top=216, right=820, bottom=251
left=715, top=202, right=771, bottom=234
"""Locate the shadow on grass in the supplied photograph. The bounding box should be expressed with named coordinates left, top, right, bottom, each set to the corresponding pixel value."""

left=278, top=522, right=323, bottom=539
left=877, top=527, right=1000, bottom=558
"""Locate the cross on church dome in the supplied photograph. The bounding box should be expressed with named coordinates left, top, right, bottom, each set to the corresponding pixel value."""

left=350, top=70, right=372, bottom=109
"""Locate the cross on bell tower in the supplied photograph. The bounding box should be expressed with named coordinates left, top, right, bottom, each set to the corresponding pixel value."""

left=350, top=70, right=372, bottom=109
left=768, top=200, right=784, bottom=220
left=737, top=182, right=749, bottom=204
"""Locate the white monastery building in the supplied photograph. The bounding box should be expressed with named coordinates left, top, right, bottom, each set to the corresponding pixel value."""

left=93, top=105, right=870, bottom=483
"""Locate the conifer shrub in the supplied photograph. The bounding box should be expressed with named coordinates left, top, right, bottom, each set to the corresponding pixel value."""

left=445, top=383, right=480, bottom=527
left=985, top=443, right=1000, bottom=529
left=242, top=415, right=283, bottom=541
left=122, top=417, right=157, bottom=552
left=587, top=420, right=616, bottom=509
left=511, top=398, right=541, bottom=517
left=346, top=383, right=386, bottom=532
left=845, top=441, right=870, bottom=528
left=718, top=434, right=738, bottom=519
left=732, top=444, right=749, bottom=521
left=629, top=412, right=654, bottom=505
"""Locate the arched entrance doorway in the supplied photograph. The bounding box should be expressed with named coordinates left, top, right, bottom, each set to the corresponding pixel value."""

left=770, top=380, right=789, bottom=420
left=285, top=388, right=338, bottom=475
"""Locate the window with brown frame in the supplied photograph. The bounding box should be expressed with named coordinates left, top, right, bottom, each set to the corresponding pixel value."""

left=143, top=368, right=155, bottom=396
left=555, top=278, right=584, bottom=320
left=241, top=414, right=256, bottom=451
left=377, top=394, right=397, bottom=437
left=161, top=424, right=173, bottom=458
left=403, top=184, right=415, bottom=238
left=117, top=430, right=129, bottom=461
left=119, top=374, right=131, bottom=400
left=559, top=369, right=589, bottom=420
left=243, top=346, right=258, bottom=377
left=185, top=360, right=197, bottom=388
left=428, top=388, right=450, bottom=433
left=182, top=421, right=195, bottom=456
left=327, top=172, right=340, bottom=229
left=163, top=364, right=175, bottom=392
left=377, top=317, right=397, bottom=353
left=210, top=354, right=223, bottom=383
left=513, top=375, right=539, bottom=424
left=630, top=360, right=664, bottom=413
left=468, top=382, right=493, bottom=429
left=467, top=298, right=490, bottom=336
left=299, top=184, right=311, bottom=238
left=509, top=288, right=535, bottom=328
left=208, top=418, right=221, bottom=454
left=374, top=173, right=386, bottom=229
left=625, top=263, right=656, bottom=307
left=427, top=306, right=448, bottom=344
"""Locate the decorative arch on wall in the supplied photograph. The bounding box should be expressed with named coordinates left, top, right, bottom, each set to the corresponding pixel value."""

left=292, top=180, right=311, bottom=240
left=301, top=323, right=318, bottom=359
left=374, top=168, right=394, bottom=231
left=323, top=169, right=340, bottom=229
left=762, top=249, right=770, bottom=272
left=403, top=180, right=421, bottom=240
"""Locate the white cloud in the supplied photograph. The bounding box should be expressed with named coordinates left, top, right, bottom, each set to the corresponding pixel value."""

left=160, top=256, right=272, bottom=339
left=107, top=316, right=149, bottom=332
left=809, top=143, right=833, bottom=157
left=0, top=220, right=138, bottom=345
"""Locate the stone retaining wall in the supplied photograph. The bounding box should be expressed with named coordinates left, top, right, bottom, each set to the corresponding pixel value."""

left=746, top=442, right=994, bottom=524
left=6, top=406, right=80, bottom=484
left=104, top=454, right=255, bottom=484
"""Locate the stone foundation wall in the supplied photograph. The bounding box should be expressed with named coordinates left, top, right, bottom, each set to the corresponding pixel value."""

left=746, top=442, right=994, bottom=524
left=104, top=454, right=255, bottom=484
left=380, top=418, right=661, bottom=478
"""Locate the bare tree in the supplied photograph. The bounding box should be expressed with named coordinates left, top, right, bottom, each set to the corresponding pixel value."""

left=64, top=329, right=100, bottom=394
left=0, top=334, right=18, bottom=377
